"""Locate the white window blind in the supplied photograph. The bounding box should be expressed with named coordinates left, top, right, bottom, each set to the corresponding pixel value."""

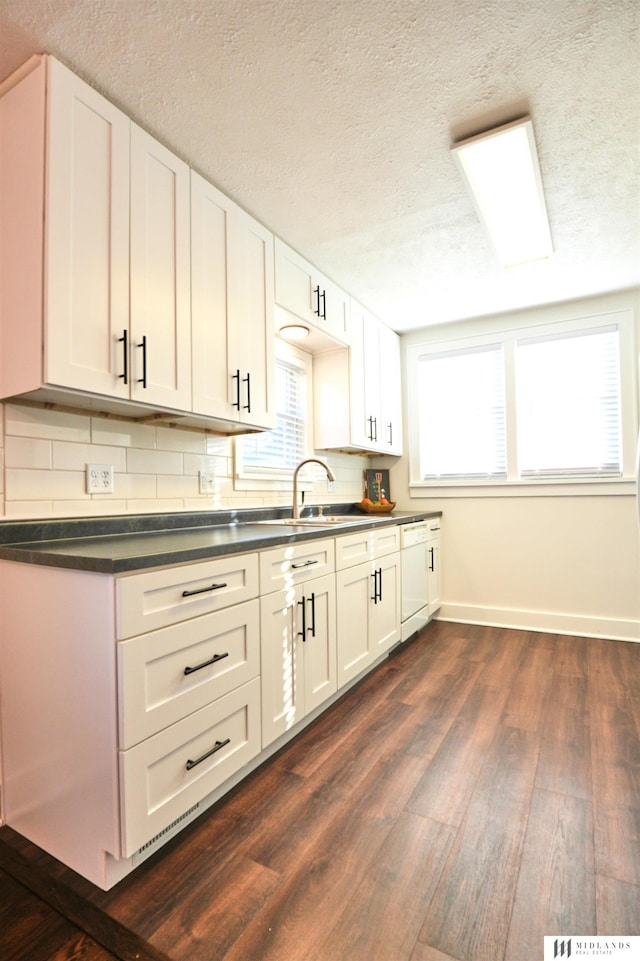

left=418, top=345, right=506, bottom=479
left=515, top=326, right=622, bottom=478
left=240, top=352, right=308, bottom=474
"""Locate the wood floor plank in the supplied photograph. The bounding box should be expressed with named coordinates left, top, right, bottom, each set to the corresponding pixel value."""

left=595, top=875, right=640, bottom=933
left=419, top=723, right=539, bottom=961
left=501, top=641, right=555, bottom=732
left=553, top=633, right=589, bottom=677
left=150, top=856, right=282, bottom=961
left=505, top=788, right=596, bottom=958
left=410, top=945, right=462, bottom=961
left=535, top=675, right=592, bottom=800
left=308, top=812, right=455, bottom=961
left=0, top=869, right=120, bottom=961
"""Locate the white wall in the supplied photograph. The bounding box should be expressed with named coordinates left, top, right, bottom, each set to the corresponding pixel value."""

left=388, top=289, right=640, bottom=642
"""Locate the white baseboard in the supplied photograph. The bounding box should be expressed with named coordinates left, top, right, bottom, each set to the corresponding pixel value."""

left=437, top=603, right=640, bottom=643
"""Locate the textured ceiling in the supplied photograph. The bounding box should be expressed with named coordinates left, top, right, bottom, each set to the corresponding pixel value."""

left=1, top=0, right=638, bottom=331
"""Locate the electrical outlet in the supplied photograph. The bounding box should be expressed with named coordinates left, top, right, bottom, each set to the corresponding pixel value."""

left=199, top=470, right=216, bottom=494
left=86, top=464, right=114, bottom=494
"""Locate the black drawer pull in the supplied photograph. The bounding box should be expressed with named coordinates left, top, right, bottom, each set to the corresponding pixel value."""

left=185, top=737, right=230, bottom=771
left=182, top=582, right=228, bottom=598
left=183, top=651, right=229, bottom=676
left=291, top=559, right=318, bottom=569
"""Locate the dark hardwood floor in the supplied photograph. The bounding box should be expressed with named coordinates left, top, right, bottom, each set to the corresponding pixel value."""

left=1, top=621, right=639, bottom=961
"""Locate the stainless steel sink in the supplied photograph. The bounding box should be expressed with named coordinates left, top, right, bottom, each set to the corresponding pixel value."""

left=255, top=515, right=370, bottom=527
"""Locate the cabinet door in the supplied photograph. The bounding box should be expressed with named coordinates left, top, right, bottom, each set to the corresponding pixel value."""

left=260, top=589, right=303, bottom=747
left=336, top=561, right=374, bottom=686
left=301, top=573, right=337, bottom=715
left=274, top=239, right=349, bottom=346
left=428, top=524, right=442, bottom=616
left=46, top=57, right=130, bottom=397
left=228, top=207, right=276, bottom=429
left=130, top=123, right=191, bottom=410
left=191, top=171, right=233, bottom=420
left=378, top=322, right=403, bottom=455
left=370, top=552, right=401, bottom=656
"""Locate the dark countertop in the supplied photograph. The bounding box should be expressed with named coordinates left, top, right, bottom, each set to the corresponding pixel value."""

left=0, top=506, right=441, bottom=574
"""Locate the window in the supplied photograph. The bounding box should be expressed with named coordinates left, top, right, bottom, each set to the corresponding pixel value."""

left=235, top=339, right=312, bottom=484
left=418, top=345, right=506, bottom=480
left=515, top=327, right=621, bottom=478
left=407, top=308, right=637, bottom=492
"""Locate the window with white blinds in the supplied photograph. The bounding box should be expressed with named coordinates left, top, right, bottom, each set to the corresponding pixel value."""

left=236, top=340, right=311, bottom=479
left=515, top=326, right=622, bottom=478
left=418, top=345, right=506, bottom=479
left=407, top=308, right=635, bottom=490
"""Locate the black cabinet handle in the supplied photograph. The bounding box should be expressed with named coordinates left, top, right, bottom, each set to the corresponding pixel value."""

left=308, top=592, right=316, bottom=638
left=297, top=596, right=307, bottom=641
left=182, top=582, right=228, bottom=598
left=429, top=547, right=434, bottom=572
left=319, top=289, right=326, bottom=320
left=232, top=369, right=241, bottom=410
left=185, top=737, right=230, bottom=771
left=137, top=335, right=147, bottom=388
left=243, top=371, right=251, bottom=413
left=118, top=330, right=128, bottom=384
left=371, top=569, right=382, bottom=603
left=183, top=651, right=229, bottom=676
left=313, top=285, right=321, bottom=317
left=291, top=559, right=318, bottom=569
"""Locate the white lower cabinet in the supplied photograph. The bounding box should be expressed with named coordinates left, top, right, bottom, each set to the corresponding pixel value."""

left=259, top=538, right=337, bottom=748
left=427, top=520, right=442, bottom=616
left=0, top=518, right=424, bottom=889
left=260, top=572, right=337, bottom=748
left=335, top=529, right=401, bottom=686
left=120, top=676, right=261, bottom=857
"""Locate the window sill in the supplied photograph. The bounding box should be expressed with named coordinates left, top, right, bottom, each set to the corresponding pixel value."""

left=409, top=477, right=636, bottom=497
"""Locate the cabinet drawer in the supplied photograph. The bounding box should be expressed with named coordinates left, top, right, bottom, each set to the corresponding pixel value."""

left=335, top=525, right=400, bottom=569
left=118, top=599, right=260, bottom=749
left=116, top=553, right=259, bottom=639
left=259, top=537, right=335, bottom=593
left=119, top=676, right=261, bottom=857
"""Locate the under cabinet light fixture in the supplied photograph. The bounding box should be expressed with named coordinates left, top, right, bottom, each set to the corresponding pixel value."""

left=451, top=117, right=553, bottom=268
left=279, top=324, right=310, bottom=341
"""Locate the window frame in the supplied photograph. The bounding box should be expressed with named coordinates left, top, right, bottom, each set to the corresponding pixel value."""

left=407, top=307, right=638, bottom=497
left=234, top=338, right=314, bottom=491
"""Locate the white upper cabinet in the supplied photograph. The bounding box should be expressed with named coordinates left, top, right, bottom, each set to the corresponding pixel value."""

left=314, top=300, right=403, bottom=455
left=129, top=124, right=192, bottom=410
left=274, top=238, right=350, bottom=346
left=0, top=55, right=192, bottom=415
left=191, top=172, right=275, bottom=430
left=45, top=57, right=131, bottom=398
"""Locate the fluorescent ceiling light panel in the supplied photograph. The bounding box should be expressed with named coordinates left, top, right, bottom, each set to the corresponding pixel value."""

left=452, top=117, right=553, bottom=268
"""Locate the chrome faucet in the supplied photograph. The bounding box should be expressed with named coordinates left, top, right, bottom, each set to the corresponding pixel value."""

left=292, top=458, right=336, bottom=520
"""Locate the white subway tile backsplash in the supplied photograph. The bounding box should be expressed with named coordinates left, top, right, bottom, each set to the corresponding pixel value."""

left=156, top=427, right=207, bottom=454
left=0, top=401, right=370, bottom=520
left=6, top=469, right=86, bottom=500
left=52, top=441, right=127, bottom=472
left=91, top=417, right=156, bottom=450
left=112, top=473, right=157, bottom=499
left=5, top=436, right=52, bottom=469
left=5, top=404, right=91, bottom=442
left=157, top=475, right=200, bottom=498
left=127, top=448, right=183, bottom=475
